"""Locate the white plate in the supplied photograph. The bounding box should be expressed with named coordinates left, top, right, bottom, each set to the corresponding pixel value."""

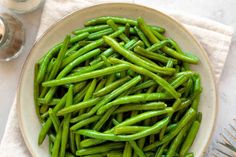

left=17, top=3, right=217, bottom=157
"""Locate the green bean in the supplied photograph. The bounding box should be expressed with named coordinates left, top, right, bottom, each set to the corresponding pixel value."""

left=134, top=46, right=178, bottom=65
left=69, top=132, right=76, bottom=154
left=137, top=17, right=158, bottom=45
left=166, top=123, right=177, bottom=133
left=73, top=25, right=110, bottom=34
left=57, top=97, right=101, bottom=116
left=150, top=25, right=165, bottom=33
left=129, top=40, right=145, bottom=50
left=166, top=124, right=191, bottom=157
left=151, top=28, right=166, bottom=40
left=38, top=94, right=68, bottom=144
left=37, top=98, right=61, bottom=106
left=179, top=121, right=200, bottom=157
left=47, top=35, right=70, bottom=82
left=76, top=115, right=171, bottom=141
left=42, top=64, right=129, bottom=87
left=41, top=93, right=67, bottom=119
left=65, top=43, right=80, bottom=57
left=44, top=58, right=56, bottom=81
left=52, top=124, right=62, bottom=157
left=108, top=152, right=123, bottom=157
left=70, top=32, right=89, bottom=43
left=108, top=58, right=180, bottom=99
left=37, top=43, right=61, bottom=83
left=129, top=141, right=146, bottom=157
left=67, top=75, right=140, bottom=123
left=100, top=55, right=111, bottom=67
left=72, top=81, right=87, bottom=94
left=70, top=115, right=100, bottom=131
left=134, top=26, right=151, bottom=47
left=139, top=39, right=168, bottom=55
left=60, top=85, right=73, bottom=157
left=113, top=102, right=167, bottom=114
left=114, top=126, right=150, bottom=135
left=80, top=79, right=97, bottom=114
left=93, top=106, right=118, bottom=131
left=159, top=99, right=182, bottom=140
left=76, top=143, right=125, bottom=156
left=62, top=28, right=125, bottom=67
left=144, top=108, right=196, bottom=151
left=107, top=19, right=130, bottom=43
left=88, top=28, right=114, bottom=40
left=103, top=36, right=175, bottom=75
left=48, top=108, right=60, bottom=133
left=96, top=75, right=142, bottom=115
left=117, top=113, right=124, bottom=123
left=43, top=48, right=101, bottom=103
left=89, top=42, right=124, bottom=66
left=123, top=142, right=132, bottom=157
left=183, top=78, right=193, bottom=98
left=111, top=119, right=120, bottom=127
left=73, top=82, right=91, bottom=104
left=162, top=46, right=199, bottom=64
left=75, top=134, right=81, bottom=150
left=39, top=102, right=49, bottom=113
left=155, top=142, right=169, bottom=157
left=94, top=76, right=130, bottom=97
left=94, top=79, right=106, bottom=92
left=85, top=16, right=137, bottom=26
left=49, top=140, right=53, bottom=154
left=65, top=152, right=76, bottom=157
left=130, top=80, right=156, bottom=94
left=34, top=63, right=42, bottom=122
left=98, top=94, right=173, bottom=113
left=71, top=61, right=104, bottom=76
left=138, top=17, right=199, bottom=64
left=97, top=75, right=144, bottom=115
left=125, top=23, right=130, bottom=37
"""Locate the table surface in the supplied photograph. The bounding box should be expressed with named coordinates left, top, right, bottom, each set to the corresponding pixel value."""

left=0, top=0, right=236, bottom=155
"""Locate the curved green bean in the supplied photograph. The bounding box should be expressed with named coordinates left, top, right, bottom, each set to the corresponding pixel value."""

left=42, top=64, right=129, bottom=87
left=108, top=58, right=180, bottom=99
left=103, top=36, right=175, bottom=75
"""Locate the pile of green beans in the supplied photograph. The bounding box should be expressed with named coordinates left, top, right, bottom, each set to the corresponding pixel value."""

left=35, top=16, right=202, bottom=157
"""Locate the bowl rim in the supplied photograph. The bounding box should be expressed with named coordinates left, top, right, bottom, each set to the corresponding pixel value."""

left=16, top=2, right=217, bottom=157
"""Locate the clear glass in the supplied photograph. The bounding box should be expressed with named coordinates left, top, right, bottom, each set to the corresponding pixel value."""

left=0, top=13, right=25, bottom=61
left=1, top=0, right=44, bottom=14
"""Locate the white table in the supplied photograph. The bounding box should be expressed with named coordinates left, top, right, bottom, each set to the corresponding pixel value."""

left=0, top=0, right=235, bottom=154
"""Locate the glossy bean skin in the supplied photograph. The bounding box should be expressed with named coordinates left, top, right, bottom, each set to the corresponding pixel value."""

left=179, top=121, right=200, bottom=157
left=73, top=24, right=110, bottom=34
left=113, top=102, right=167, bottom=114
left=76, top=143, right=125, bottom=156
left=108, top=58, right=180, bottom=99
left=94, top=76, right=130, bottom=97
left=60, top=85, right=73, bottom=157
left=107, top=19, right=130, bottom=43
left=62, top=28, right=125, bottom=67
left=103, top=36, right=176, bottom=75
left=144, top=108, right=196, bottom=151
left=97, top=75, right=142, bottom=115
left=52, top=125, right=62, bottom=157
left=42, top=64, right=129, bottom=87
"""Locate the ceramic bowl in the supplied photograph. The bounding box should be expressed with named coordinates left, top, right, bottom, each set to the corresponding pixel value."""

left=17, top=3, right=217, bottom=157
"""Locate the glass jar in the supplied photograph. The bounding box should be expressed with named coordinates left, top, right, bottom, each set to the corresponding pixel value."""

left=0, top=13, right=25, bottom=61
left=1, top=0, right=44, bottom=14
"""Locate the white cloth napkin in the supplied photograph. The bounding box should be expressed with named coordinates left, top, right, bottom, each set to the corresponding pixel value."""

left=0, top=0, right=234, bottom=157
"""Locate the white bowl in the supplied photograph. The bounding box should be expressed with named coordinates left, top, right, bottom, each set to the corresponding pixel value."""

left=17, top=3, right=217, bottom=157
